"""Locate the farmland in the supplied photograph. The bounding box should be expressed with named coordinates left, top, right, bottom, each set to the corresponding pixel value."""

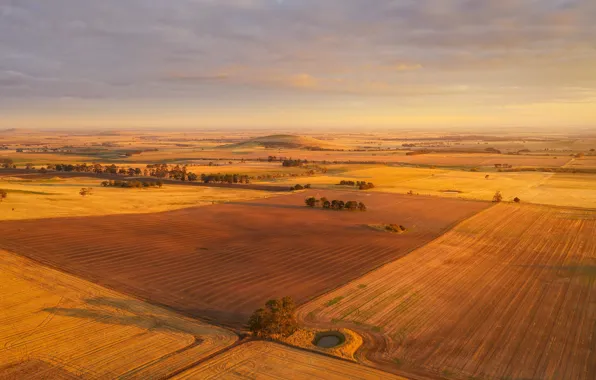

left=298, top=204, right=596, bottom=379
left=0, top=190, right=488, bottom=327
left=263, top=165, right=596, bottom=208
left=0, top=175, right=276, bottom=220
left=173, top=341, right=406, bottom=379
left=0, top=250, right=237, bottom=379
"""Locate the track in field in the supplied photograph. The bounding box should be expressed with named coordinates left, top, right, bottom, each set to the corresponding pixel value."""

left=0, top=190, right=488, bottom=327
left=298, top=203, right=596, bottom=379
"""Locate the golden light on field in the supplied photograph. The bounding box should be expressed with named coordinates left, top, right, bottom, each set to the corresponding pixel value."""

left=0, top=251, right=236, bottom=378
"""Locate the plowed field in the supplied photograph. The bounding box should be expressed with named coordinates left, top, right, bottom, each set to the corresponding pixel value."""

left=0, top=191, right=488, bottom=326
left=298, top=204, right=596, bottom=379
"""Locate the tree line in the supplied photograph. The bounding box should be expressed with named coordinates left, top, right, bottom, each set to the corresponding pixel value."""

left=290, top=184, right=311, bottom=190
left=338, top=180, right=375, bottom=190
left=101, top=180, right=163, bottom=188
left=305, top=196, right=367, bottom=211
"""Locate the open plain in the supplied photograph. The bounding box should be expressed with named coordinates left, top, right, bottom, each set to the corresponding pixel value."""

left=298, top=204, right=596, bottom=379
left=0, top=190, right=488, bottom=327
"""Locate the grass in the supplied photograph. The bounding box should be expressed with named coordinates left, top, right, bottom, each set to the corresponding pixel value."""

left=326, top=296, right=345, bottom=307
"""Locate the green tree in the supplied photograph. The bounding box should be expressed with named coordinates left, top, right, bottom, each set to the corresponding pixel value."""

left=248, top=297, right=298, bottom=338
left=305, top=196, right=318, bottom=207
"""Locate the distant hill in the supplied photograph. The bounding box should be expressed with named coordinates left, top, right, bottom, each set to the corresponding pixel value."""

left=218, top=134, right=345, bottom=150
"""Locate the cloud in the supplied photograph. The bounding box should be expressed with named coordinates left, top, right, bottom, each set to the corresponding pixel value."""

left=0, top=0, right=593, bottom=110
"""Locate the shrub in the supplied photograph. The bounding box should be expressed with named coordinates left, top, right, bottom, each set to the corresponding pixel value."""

left=79, top=187, right=93, bottom=197
left=0, top=189, right=7, bottom=202
left=492, top=191, right=503, bottom=202
left=514, top=197, right=521, bottom=203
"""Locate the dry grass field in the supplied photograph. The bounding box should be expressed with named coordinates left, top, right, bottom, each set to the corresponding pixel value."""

left=0, top=176, right=275, bottom=220
left=0, top=250, right=237, bottom=379
left=0, top=191, right=488, bottom=327
left=265, top=165, right=596, bottom=208
left=298, top=204, right=596, bottom=379
left=173, top=341, right=405, bottom=379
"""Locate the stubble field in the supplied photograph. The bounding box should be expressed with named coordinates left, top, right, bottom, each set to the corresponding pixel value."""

left=298, top=204, right=596, bottom=379
left=0, top=190, right=488, bottom=327
left=0, top=250, right=237, bottom=379
left=264, top=165, right=596, bottom=209
left=0, top=175, right=276, bottom=220
left=173, top=341, right=406, bottom=379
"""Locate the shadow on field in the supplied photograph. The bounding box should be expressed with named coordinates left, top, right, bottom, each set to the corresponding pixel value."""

left=42, top=296, right=247, bottom=332
left=42, top=306, right=179, bottom=332
left=225, top=201, right=305, bottom=210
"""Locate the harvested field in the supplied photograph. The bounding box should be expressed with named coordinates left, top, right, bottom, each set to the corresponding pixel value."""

left=173, top=341, right=405, bottom=379
left=271, top=166, right=596, bottom=209
left=0, top=175, right=277, bottom=220
left=298, top=204, right=596, bottom=379
left=0, top=250, right=237, bottom=379
left=0, top=191, right=488, bottom=327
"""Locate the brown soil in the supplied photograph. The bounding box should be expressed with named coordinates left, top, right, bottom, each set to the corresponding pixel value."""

left=0, top=190, right=489, bottom=327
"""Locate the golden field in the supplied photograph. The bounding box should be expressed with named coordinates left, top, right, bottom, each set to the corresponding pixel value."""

left=0, top=176, right=276, bottom=220
left=263, top=165, right=596, bottom=208
left=173, top=341, right=405, bottom=379
left=0, top=250, right=237, bottom=379
left=298, top=204, right=596, bottom=379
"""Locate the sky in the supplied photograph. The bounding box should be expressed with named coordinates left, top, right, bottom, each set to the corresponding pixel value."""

left=0, top=0, right=595, bottom=130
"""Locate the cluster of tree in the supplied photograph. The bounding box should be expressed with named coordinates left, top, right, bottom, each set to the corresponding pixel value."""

left=290, top=184, right=311, bottom=191
left=282, top=159, right=307, bottom=167
left=0, top=189, right=7, bottom=202
left=200, top=173, right=251, bottom=184
left=1, top=158, right=15, bottom=169
left=101, top=180, right=163, bottom=188
left=338, top=180, right=375, bottom=190
left=305, top=196, right=367, bottom=211
left=248, top=297, right=298, bottom=338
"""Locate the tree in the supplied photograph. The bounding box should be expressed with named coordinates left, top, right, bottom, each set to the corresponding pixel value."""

left=492, top=191, right=503, bottom=202
left=513, top=197, right=521, bottom=203
left=248, top=297, right=298, bottom=338
left=358, top=202, right=367, bottom=212
left=305, top=196, right=318, bottom=207
left=345, top=200, right=358, bottom=211
left=0, top=189, right=7, bottom=202
left=79, top=187, right=93, bottom=197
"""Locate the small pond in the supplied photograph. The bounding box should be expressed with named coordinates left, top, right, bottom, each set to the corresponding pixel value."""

left=315, top=333, right=344, bottom=348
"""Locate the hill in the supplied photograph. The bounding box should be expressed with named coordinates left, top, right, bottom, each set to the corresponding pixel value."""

left=219, top=134, right=345, bottom=150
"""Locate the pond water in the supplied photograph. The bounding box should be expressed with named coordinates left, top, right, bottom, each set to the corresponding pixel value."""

left=316, top=335, right=341, bottom=348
